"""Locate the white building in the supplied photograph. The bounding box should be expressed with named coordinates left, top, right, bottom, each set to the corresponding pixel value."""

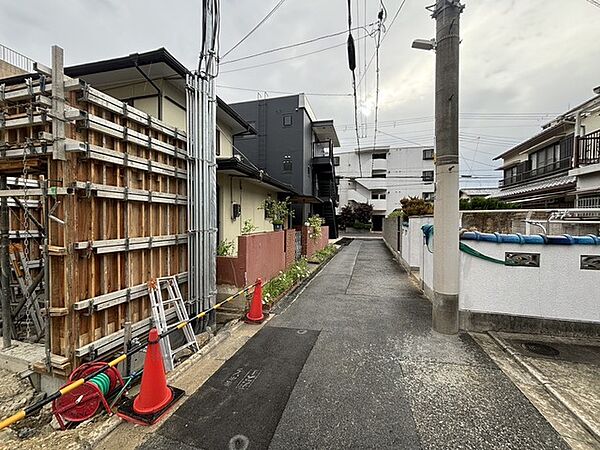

left=336, top=145, right=435, bottom=231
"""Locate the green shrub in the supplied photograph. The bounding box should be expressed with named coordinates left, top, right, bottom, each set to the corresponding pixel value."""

left=217, top=239, right=235, bottom=256
left=308, top=244, right=337, bottom=263
left=352, top=221, right=372, bottom=230
left=262, top=258, right=311, bottom=304
left=354, top=202, right=373, bottom=224
left=241, top=218, right=258, bottom=234
left=459, top=197, right=518, bottom=210
left=400, top=196, right=434, bottom=219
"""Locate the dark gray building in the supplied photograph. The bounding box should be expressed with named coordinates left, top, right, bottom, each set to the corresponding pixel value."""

left=231, top=94, right=340, bottom=238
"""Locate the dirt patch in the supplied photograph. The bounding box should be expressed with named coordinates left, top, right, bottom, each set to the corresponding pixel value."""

left=0, top=369, right=119, bottom=449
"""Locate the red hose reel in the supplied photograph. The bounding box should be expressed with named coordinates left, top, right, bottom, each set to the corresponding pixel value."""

left=52, top=362, right=124, bottom=430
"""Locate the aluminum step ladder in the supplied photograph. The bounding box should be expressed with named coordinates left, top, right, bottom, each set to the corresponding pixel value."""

left=148, top=276, right=199, bottom=372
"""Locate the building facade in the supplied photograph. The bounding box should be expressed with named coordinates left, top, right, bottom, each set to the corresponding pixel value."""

left=336, top=146, right=435, bottom=231
left=491, top=91, right=600, bottom=208
left=231, top=94, right=340, bottom=237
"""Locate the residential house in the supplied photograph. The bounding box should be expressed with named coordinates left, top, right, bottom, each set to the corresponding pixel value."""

left=490, top=90, right=600, bottom=208
left=459, top=187, right=498, bottom=200
left=215, top=100, right=299, bottom=252
left=230, top=94, right=340, bottom=238
left=336, top=145, right=435, bottom=231
left=65, top=48, right=298, bottom=254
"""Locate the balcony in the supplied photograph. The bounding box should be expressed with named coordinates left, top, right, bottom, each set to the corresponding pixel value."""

left=500, top=157, right=572, bottom=187
left=578, top=130, right=600, bottom=166
left=312, top=141, right=337, bottom=171
left=372, top=158, right=387, bottom=172
left=371, top=199, right=387, bottom=211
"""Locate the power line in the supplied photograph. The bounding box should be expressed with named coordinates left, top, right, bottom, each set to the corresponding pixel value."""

left=221, top=0, right=287, bottom=59
left=216, top=84, right=352, bottom=97
left=357, top=0, right=407, bottom=89
left=585, top=0, right=600, bottom=8
left=372, top=2, right=387, bottom=150
left=220, top=23, right=376, bottom=66
left=347, top=0, right=363, bottom=178
left=220, top=34, right=370, bottom=74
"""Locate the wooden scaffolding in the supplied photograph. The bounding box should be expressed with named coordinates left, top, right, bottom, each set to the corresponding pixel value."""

left=0, top=46, right=188, bottom=375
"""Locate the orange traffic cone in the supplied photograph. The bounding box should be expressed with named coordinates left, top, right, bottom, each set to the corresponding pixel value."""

left=134, top=328, right=172, bottom=414
left=245, top=278, right=265, bottom=323
left=117, top=328, right=184, bottom=425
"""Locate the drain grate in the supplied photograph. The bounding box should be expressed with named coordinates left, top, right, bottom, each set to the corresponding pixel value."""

left=520, top=342, right=560, bottom=357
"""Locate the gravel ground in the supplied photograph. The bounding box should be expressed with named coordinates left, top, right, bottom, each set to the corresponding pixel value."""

left=0, top=369, right=119, bottom=450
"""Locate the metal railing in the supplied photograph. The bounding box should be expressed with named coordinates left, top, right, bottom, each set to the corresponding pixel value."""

left=0, top=44, right=35, bottom=73
left=579, top=130, right=600, bottom=166
left=500, top=157, right=572, bottom=187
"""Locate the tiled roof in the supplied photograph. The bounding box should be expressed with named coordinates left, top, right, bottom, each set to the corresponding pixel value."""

left=489, top=175, right=576, bottom=199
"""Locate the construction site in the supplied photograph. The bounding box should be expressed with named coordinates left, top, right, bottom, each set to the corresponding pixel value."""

left=1, top=1, right=600, bottom=449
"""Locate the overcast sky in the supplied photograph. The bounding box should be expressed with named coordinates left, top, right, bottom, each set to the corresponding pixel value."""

left=2, top=0, right=600, bottom=186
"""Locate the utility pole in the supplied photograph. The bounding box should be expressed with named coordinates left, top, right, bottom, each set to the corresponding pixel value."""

left=432, top=0, right=464, bottom=334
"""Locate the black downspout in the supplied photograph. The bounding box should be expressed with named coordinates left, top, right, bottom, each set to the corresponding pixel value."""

left=133, top=59, right=162, bottom=120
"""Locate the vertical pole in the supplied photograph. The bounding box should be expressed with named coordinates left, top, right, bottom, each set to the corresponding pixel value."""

left=51, top=45, right=66, bottom=161
left=1, top=176, right=11, bottom=348
left=432, top=0, right=463, bottom=335
left=573, top=112, right=581, bottom=169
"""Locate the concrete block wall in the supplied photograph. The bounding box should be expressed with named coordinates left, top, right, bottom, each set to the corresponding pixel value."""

left=284, top=229, right=296, bottom=269
left=407, top=219, right=600, bottom=330
left=217, top=231, right=287, bottom=287
left=302, top=226, right=329, bottom=258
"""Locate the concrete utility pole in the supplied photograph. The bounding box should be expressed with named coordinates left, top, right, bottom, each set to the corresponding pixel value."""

left=432, top=0, right=464, bottom=334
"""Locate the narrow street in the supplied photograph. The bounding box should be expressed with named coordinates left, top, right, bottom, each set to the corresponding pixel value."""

left=138, top=239, right=567, bottom=449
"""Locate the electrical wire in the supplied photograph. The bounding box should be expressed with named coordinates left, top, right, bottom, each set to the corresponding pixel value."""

left=347, top=0, right=363, bottom=177
left=371, top=1, right=387, bottom=149
left=220, top=34, right=371, bottom=74
left=216, top=84, right=352, bottom=97
left=221, top=0, right=287, bottom=59
left=220, top=23, right=376, bottom=65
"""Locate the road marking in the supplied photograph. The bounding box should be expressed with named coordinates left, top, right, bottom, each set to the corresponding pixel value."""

left=237, top=369, right=261, bottom=390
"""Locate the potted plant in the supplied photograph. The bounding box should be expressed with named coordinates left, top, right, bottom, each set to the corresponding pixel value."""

left=260, top=197, right=293, bottom=231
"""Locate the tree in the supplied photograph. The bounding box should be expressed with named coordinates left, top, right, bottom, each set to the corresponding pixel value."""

left=400, top=196, right=434, bottom=219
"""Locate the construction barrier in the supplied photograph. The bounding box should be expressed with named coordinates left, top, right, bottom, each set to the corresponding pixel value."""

left=0, top=280, right=261, bottom=430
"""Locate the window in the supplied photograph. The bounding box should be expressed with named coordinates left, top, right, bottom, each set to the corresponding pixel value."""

left=282, top=114, right=292, bottom=127
left=372, top=173, right=387, bottom=178
left=529, top=143, right=562, bottom=175
left=216, top=129, right=221, bottom=156
left=423, top=148, right=434, bottom=160
left=372, top=153, right=387, bottom=160
left=283, top=155, right=292, bottom=172
left=423, top=192, right=434, bottom=201
left=371, top=191, right=387, bottom=200
left=422, top=170, right=434, bottom=182
left=504, top=166, right=518, bottom=185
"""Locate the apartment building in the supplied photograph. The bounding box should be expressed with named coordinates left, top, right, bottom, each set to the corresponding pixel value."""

left=337, top=146, right=435, bottom=231
left=231, top=95, right=340, bottom=238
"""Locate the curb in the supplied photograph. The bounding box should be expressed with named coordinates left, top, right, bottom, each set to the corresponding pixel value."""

left=488, top=331, right=600, bottom=443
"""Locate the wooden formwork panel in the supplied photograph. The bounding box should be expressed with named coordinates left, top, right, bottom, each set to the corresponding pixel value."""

left=1, top=78, right=188, bottom=371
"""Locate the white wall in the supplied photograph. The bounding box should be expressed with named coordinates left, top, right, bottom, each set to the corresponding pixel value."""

left=459, top=241, right=599, bottom=323
left=413, top=221, right=600, bottom=324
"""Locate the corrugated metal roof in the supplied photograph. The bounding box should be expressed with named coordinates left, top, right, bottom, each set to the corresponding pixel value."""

left=489, top=175, right=576, bottom=199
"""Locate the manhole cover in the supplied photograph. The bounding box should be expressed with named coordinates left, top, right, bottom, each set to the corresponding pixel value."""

left=520, top=342, right=560, bottom=357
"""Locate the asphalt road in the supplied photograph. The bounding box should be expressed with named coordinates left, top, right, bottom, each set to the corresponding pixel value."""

left=140, top=239, right=568, bottom=450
